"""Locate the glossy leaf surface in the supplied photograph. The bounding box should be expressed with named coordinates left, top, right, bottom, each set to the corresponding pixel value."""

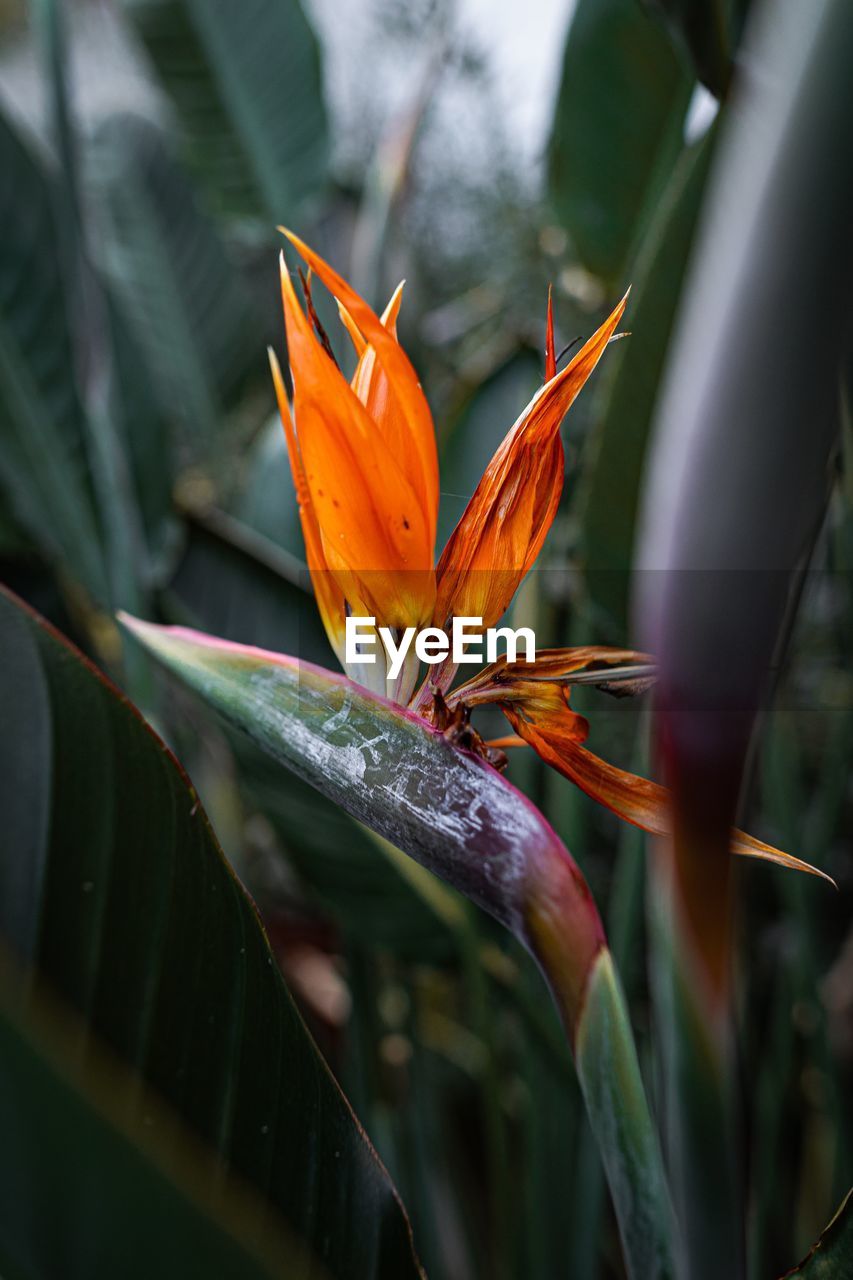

left=0, top=586, right=423, bottom=1280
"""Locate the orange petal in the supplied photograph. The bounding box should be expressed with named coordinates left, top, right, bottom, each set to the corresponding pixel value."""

left=351, top=282, right=407, bottom=435
left=279, top=255, right=435, bottom=629
left=268, top=348, right=347, bottom=658
left=504, top=700, right=833, bottom=881
left=337, top=300, right=367, bottom=357
left=280, top=229, right=438, bottom=548
left=545, top=287, right=556, bottom=381
left=435, top=292, right=628, bottom=629
left=485, top=734, right=528, bottom=750
left=338, top=280, right=403, bottom=366
left=729, top=828, right=835, bottom=884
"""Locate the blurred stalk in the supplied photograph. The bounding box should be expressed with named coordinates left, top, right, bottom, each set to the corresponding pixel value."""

left=636, top=0, right=853, bottom=1273
left=762, top=712, right=853, bottom=1200
left=348, top=45, right=443, bottom=308
left=566, top=721, right=651, bottom=1278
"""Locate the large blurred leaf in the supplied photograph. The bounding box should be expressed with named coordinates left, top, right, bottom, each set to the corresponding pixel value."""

left=166, top=505, right=330, bottom=661
left=0, top=107, right=108, bottom=603
left=87, top=113, right=262, bottom=451
left=574, top=129, right=715, bottom=632
left=0, top=961, right=317, bottom=1280
left=637, top=0, right=853, bottom=1275
left=0, top=585, right=423, bottom=1279
left=548, top=0, right=693, bottom=287
left=107, top=297, right=179, bottom=577
left=120, top=0, right=328, bottom=221
left=234, top=416, right=305, bottom=556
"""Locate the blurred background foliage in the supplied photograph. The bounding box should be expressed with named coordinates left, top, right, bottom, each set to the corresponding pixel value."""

left=0, top=1, right=850, bottom=1276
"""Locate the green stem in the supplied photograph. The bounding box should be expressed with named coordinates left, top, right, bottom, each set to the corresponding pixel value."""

left=526, top=851, right=675, bottom=1280
left=573, top=950, right=675, bottom=1280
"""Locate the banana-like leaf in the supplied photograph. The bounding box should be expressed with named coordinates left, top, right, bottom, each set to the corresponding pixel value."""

left=548, top=0, right=693, bottom=287
left=0, top=106, right=108, bottom=603
left=636, top=1, right=853, bottom=1275
left=120, top=0, right=328, bottom=221
left=781, top=1190, right=853, bottom=1278
left=122, top=616, right=676, bottom=1279
left=87, top=113, right=262, bottom=448
left=0, top=586, right=423, bottom=1279
left=234, top=416, right=307, bottom=558
left=106, top=296, right=178, bottom=577
left=0, top=961, right=320, bottom=1280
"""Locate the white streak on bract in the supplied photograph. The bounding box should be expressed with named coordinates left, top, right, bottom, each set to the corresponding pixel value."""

left=148, top=643, right=567, bottom=936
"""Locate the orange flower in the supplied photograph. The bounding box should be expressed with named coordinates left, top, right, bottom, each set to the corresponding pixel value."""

left=276, top=232, right=438, bottom=641
left=273, top=230, right=623, bottom=686
left=271, top=234, right=823, bottom=880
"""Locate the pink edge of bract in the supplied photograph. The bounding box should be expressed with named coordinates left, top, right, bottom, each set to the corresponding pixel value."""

left=116, top=612, right=578, bottom=868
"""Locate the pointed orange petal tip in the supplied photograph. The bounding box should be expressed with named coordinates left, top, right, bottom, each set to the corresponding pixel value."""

left=278, top=225, right=310, bottom=259
left=545, top=286, right=556, bottom=381
left=337, top=300, right=366, bottom=355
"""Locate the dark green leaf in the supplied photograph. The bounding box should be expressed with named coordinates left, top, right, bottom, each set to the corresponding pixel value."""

left=120, top=0, right=328, bottom=221
left=107, top=297, right=180, bottom=577
left=0, top=106, right=109, bottom=603
left=234, top=417, right=306, bottom=558
left=0, top=585, right=423, bottom=1279
left=0, top=961, right=318, bottom=1280
left=87, top=113, right=263, bottom=449
left=548, top=0, right=693, bottom=286
left=166, top=505, right=331, bottom=662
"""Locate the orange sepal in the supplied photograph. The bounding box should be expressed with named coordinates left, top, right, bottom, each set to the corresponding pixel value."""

left=268, top=348, right=347, bottom=657
left=434, top=293, right=628, bottom=630
left=279, top=255, right=435, bottom=629
left=545, top=287, right=556, bottom=381
left=501, top=693, right=834, bottom=882
left=280, top=229, right=438, bottom=548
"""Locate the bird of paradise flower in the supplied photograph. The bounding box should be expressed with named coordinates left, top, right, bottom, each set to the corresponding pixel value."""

left=268, top=229, right=822, bottom=882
